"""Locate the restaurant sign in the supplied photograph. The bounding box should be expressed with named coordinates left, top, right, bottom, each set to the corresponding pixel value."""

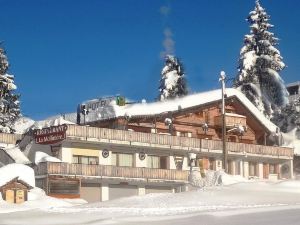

left=34, top=124, right=68, bottom=145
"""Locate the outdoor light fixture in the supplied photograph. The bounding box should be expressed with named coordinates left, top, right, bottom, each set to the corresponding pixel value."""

left=81, top=104, right=89, bottom=125
left=202, top=123, right=209, bottom=134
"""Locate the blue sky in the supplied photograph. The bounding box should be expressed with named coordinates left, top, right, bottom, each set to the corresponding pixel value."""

left=1, top=0, right=299, bottom=120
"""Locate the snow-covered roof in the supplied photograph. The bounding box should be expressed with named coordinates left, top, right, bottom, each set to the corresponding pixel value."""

left=31, top=117, right=75, bottom=130
left=286, top=81, right=300, bottom=88
left=13, top=117, right=35, bottom=134
left=109, top=88, right=277, bottom=133
left=3, top=146, right=31, bottom=164
left=0, top=163, right=35, bottom=187
left=45, top=113, right=77, bottom=124
left=35, top=151, right=61, bottom=165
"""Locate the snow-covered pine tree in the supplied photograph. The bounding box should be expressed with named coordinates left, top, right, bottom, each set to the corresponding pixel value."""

left=0, top=46, right=20, bottom=133
left=233, top=0, right=288, bottom=118
left=158, top=55, right=188, bottom=101
left=272, top=96, right=300, bottom=133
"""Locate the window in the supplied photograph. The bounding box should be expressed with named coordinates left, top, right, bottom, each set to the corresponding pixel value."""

left=209, top=158, right=215, bottom=170
left=235, top=161, right=241, bottom=175
left=72, top=155, right=99, bottom=165
left=111, top=153, right=133, bottom=167
left=269, top=164, right=277, bottom=174
left=249, top=162, right=257, bottom=177
left=147, top=155, right=160, bottom=168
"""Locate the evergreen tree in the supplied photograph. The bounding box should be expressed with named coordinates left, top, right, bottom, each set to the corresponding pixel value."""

left=158, top=55, right=188, bottom=101
left=0, top=46, right=20, bottom=133
left=233, top=0, right=288, bottom=118
left=272, top=97, right=300, bottom=133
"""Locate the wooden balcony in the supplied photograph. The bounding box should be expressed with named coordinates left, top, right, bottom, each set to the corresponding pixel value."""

left=35, top=162, right=189, bottom=182
left=0, top=133, right=23, bottom=145
left=65, top=125, right=293, bottom=158
left=214, top=113, right=247, bottom=128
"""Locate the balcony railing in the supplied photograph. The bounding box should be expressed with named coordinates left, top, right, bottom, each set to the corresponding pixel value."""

left=65, top=125, right=294, bottom=158
left=0, top=133, right=23, bottom=145
left=35, top=162, right=189, bottom=182
left=214, top=114, right=247, bottom=128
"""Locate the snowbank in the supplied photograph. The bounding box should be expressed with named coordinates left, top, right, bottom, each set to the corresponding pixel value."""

left=219, top=171, right=248, bottom=185
left=2, top=180, right=300, bottom=224
left=3, top=146, right=31, bottom=164
left=0, top=163, right=35, bottom=187
left=0, top=187, right=87, bottom=213
left=189, top=170, right=248, bottom=187
left=35, top=151, right=61, bottom=165
left=73, top=180, right=300, bottom=218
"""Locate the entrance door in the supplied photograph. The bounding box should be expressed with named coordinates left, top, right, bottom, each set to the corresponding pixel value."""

left=263, top=163, right=269, bottom=179
left=5, top=190, right=14, bottom=203
left=15, top=190, right=25, bottom=204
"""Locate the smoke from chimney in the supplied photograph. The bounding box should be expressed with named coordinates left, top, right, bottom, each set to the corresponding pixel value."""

left=159, top=5, right=175, bottom=58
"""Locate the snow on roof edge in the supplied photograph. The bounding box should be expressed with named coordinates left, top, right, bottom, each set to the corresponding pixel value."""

left=113, top=88, right=277, bottom=133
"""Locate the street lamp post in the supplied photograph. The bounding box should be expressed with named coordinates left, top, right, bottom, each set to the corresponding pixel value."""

left=81, top=104, right=89, bottom=125
left=219, top=71, right=228, bottom=173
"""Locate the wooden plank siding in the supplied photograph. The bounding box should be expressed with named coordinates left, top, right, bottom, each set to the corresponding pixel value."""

left=215, top=114, right=247, bottom=128
left=66, top=125, right=293, bottom=158
left=0, top=133, right=23, bottom=145
left=35, top=162, right=189, bottom=181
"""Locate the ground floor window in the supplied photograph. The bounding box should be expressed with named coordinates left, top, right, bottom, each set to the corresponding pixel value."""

left=269, top=163, right=278, bottom=174
left=228, top=160, right=241, bottom=175
left=249, top=162, right=257, bottom=177
left=72, top=155, right=99, bottom=165
left=111, top=153, right=133, bottom=167
left=263, top=163, right=279, bottom=179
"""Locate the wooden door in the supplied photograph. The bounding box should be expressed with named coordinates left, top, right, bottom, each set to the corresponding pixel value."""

left=5, top=190, right=14, bottom=203
left=263, top=163, right=269, bottom=179
left=15, top=190, right=25, bottom=204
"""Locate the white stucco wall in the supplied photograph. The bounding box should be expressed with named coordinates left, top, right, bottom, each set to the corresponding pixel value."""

left=99, top=149, right=112, bottom=165
left=61, top=147, right=72, bottom=163
left=135, top=153, right=147, bottom=167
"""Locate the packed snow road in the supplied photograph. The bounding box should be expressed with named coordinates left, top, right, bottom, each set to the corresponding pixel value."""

left=1, top=204, right=300, bottom=225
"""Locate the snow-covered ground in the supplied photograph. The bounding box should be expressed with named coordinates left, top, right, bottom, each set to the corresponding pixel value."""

left=2, top=175, right=300, bottom=225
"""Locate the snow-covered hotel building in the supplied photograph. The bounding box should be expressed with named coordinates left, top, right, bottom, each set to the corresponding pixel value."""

left=11, top=89, right=293, bottom=202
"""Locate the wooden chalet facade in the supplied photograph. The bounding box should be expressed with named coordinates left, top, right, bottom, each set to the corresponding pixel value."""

left=20, top=89, right=294, bottom=202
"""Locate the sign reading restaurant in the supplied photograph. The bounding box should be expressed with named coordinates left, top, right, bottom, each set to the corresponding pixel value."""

left=34, top=124, right=68, bottom=145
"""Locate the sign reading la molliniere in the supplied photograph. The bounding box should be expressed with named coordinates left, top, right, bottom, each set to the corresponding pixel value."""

left=34, top=124, right=68, bottom=145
